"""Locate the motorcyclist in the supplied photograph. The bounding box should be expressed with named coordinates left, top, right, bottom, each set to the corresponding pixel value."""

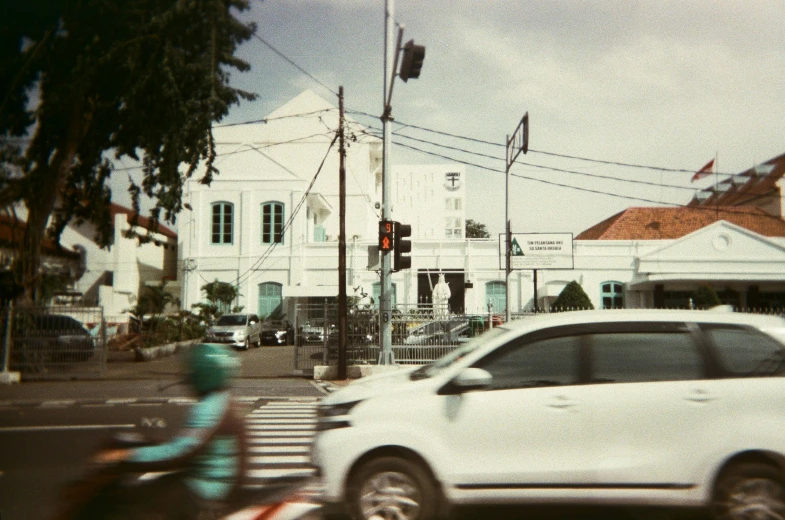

left=91, top=342, right=248, bottom=519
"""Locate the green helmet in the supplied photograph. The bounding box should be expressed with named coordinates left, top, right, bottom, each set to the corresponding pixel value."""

left=187, top=343, right=240, bottom=394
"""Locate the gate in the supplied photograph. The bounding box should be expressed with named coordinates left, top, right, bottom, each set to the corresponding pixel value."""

left=293, top=302, right=483, bottom=374
left=2, top=306, right=107, bottom=380
left=292, top=302, right=379, bottom=375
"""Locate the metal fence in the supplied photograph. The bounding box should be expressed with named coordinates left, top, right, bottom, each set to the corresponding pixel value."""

left=2, top=306, right=107, bottom=380
left=293, top=302, right=497, bottom=373
left=292, top=303, right=785, bottom=374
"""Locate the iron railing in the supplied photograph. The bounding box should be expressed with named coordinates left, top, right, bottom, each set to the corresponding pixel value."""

left=2, top=306, right=107, bottom=380
left=292, top=304, right=785, bottom=374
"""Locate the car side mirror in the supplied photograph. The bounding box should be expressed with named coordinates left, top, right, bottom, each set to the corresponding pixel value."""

left=451, top=367, right=492, bottom=391
left=250, top=320, right=257, bottom=325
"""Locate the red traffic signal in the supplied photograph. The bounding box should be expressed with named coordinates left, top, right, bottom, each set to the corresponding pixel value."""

left=399, top=39, right=425, bottom=82
left=379, top=220, right=394, bottom=252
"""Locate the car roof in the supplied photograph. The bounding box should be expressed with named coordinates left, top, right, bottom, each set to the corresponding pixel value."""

left=498, top=308, right=785, bottom=335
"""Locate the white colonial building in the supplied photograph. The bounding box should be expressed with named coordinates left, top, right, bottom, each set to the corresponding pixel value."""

left=177, top=90, right=785, bottom=320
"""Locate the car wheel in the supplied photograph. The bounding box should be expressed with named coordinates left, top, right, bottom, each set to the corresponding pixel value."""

left=348, top=456, right=440, bottom=520
left=243, top=337, right=250, bottom=350
left=712, top=462, right=785, bottom=520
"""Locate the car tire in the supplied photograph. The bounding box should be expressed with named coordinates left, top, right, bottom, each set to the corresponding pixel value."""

left=348, top=456, right=441, bottom=520
left=243, top=337, right=250, bottom=350
left=712, top=462, right=785, bottom=520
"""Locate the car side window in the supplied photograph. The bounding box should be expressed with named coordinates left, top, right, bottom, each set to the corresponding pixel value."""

left=702, top=325, right=785, bottom=376
left=590, top=331, right=702, bottom=383
left=475, top=335, right=580, bottom=391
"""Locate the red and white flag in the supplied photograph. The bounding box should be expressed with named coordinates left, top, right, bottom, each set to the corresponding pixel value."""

left=691, top=159, right=715, bottom=182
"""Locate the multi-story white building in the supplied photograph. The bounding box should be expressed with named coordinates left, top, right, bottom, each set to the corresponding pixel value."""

left=178, top=90, right=785, bottom=321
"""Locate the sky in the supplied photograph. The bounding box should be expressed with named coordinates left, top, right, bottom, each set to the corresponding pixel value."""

left=115, top=0, right=785, bottom=238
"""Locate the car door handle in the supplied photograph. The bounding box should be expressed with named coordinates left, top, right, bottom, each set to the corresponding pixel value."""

left=685, top=390, right=717, bottom=403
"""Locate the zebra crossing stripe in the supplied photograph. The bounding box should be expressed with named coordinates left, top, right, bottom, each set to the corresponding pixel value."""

left=249, top=446, right=309, bottom=454
left=249, top=455, right=311, bottom=465
left=243, top=400, right=318, bottom=487
left=248, top=437, right=312, bottom=444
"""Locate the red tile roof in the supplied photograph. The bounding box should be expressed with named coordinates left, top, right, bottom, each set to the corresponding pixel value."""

left=687, top=152, right=785, bottom=208
left=0, top=215, right=81, bottom=258
left=576, top=206, right=785, bottom=240
left=109, top=203, right=177, bottom=239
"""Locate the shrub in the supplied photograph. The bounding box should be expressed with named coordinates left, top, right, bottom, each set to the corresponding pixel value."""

left=551, top=281, right=594, bottom=311
left=691, top=285, right=722, bottom=309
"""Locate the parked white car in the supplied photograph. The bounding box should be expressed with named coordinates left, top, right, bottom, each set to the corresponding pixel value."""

left=205, top=313, right=262, bottom=350
left=312, top=309, right=785, bottom=520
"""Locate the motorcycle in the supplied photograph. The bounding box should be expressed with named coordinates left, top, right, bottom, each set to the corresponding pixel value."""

left=51, top=431, right=322, bottom=520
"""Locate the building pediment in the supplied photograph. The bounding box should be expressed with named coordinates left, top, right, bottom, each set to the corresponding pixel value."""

left=637, top=220, right=785, bottom=280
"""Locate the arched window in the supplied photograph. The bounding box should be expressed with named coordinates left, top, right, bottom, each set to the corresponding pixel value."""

left=258, top=282, right=283, bottom=319
left=485, top=281, right=506, bottom=314
left=211, top=202, right=233, bottom=244
left=372, top=282, right=397, bottom=309
left=601, top=281, right=624, bottom=309
left=261, top=202, right=285, bottom=244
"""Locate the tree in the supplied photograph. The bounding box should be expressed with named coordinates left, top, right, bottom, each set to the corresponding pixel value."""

left=691, top=285, right=722, bottom=309
left=465, top=219, right=490, bottom=238
left=551, top=281, right=594, bottom=311
left=0, top=0, right=256, bottom=303
left=192, top=279, right=240, bottom=324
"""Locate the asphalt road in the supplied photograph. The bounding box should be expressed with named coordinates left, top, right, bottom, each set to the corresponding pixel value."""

left=0, top=345, right=698, bottom=520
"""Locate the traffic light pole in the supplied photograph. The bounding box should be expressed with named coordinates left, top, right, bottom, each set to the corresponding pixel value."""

left=379, top=0, right=395, bottom=365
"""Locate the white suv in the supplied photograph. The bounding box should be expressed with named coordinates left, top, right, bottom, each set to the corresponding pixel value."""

left=311, top=309, right=785, bottom=520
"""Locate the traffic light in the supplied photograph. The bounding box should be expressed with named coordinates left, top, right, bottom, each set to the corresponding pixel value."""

left=379, top=220, right=394, bottom=252
left=399, top=39, right=425, bottom=82
left=393, top=222, right=412, bottom=271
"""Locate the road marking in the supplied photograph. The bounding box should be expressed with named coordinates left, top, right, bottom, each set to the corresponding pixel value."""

left=40, top=400, right=76, bottom=407
left=0, top=424, right=135, bottom=432
left=249, top=446, right=309, bottom=454
left=246, top=469, right=315, bottom=479
left=246, top=418, right=316, bottom=424
left=249, top=455, right=311, bottom=465
left=128, top=403, right=163, bottom=407
left=248, top=437, right=312, bottom=444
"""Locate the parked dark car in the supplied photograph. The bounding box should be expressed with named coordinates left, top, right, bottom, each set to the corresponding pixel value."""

left=12, top=314, right=96, bottom=365
left=260, top=320, right=294, bottom=346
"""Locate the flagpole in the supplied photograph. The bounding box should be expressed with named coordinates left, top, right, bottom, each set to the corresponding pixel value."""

left=715, top=152, right=719, bottom=221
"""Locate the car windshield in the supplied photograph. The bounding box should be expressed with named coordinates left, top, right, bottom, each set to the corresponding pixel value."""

left=409, top=327, right=507, bottom=380
left=215, top=315, right=247, bottom=326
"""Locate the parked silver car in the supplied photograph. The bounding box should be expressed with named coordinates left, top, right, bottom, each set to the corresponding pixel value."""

left=205, top=313, right=262, bottom=350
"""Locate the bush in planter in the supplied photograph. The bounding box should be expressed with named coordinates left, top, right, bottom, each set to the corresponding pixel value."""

left=551, top=281, right=594, bottom=312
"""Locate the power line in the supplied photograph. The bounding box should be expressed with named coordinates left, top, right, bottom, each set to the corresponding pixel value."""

left=389, top=138, right=784, bottom=219
left=251, top=34, right=338, bottom=98
left=359, top=127, right=698, bottom=193
left=231, top=132, right=339, bottom=288
left=347, top=109, right=738, bottom=176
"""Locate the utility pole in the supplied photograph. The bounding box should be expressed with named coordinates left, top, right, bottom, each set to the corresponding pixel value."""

left=379, top=0, right=424, bottom=364
left=378, top=0, right=396, bottom=365
left=338, top=87, right=347, bottom=379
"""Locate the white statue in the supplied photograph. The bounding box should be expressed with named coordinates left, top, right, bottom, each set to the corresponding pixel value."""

left=432, top=274, right=451, bottom=317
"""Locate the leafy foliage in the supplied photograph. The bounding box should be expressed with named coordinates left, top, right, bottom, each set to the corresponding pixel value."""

left=191, top=279, right=240, bottom=324
left=0, top=0, right=256, bottom=302
left=466, top=219, right=491, bottom=238
left=551, top=281, right=594, bottom=311
left=691, top=285, right=722, bottom=309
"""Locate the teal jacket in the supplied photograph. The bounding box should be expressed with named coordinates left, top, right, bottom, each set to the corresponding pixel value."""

left=126, top=391, right=247, bottom=501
